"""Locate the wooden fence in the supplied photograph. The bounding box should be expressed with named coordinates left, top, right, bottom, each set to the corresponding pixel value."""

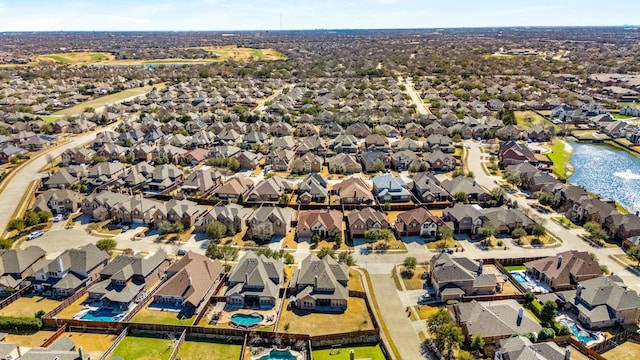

left=41, top=324, right=67, bottom=347
left=168, top=329, right=187, bottom=360
left=99, top=327, right=129, bottom=360
left=570, top=338, right=607, bottom=360
left=0, top=285, right=33, bottom=311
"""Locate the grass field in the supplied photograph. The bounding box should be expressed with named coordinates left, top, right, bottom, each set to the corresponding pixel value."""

left=53, top=83, right=165, bottom=116
left=410, top=305, right=440, bottom=321
left=40, top=115, right=64, bottom=123
left=503, top=265, right=526, bottom=272
left=277, top=297, right=373, bottom=336
left=312, top=344, right=386, bottom=360
left=612, top=113, right=637, bottom=120
left=546, top=138, right=573, bottom=179
left=515, top=110, right=560, bottom=131
left=109, top=335, right=174, bottom=360
left=130, top=307, right=196, bottom=325
left=37, top=52, right=114, bottom=65
left=349, top=269, right=365, bottom=292
left=65, top=332, right=117, bottom=358
left=0, top=295, right=61, bottom=317
left=175, top=339, right=242, bottom=360
left=5, top=330, right=57, bottom=348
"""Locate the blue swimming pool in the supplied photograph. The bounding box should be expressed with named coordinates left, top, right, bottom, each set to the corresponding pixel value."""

left=80, top=308, right=123, bottom=322
left=259, top=349, right=298, bottom=360
left=230, top=313, right=263, bottom=327
left=510, top=271, right=528, bottom=284
left=569, top=323, right=598, bottom=345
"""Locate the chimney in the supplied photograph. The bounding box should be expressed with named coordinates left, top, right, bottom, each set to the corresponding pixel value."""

left=565, top=348, right=571, bottom=360
left=17, top=346, right=21, bottom=358
left=350, top=349, right=355, bottom=360
left=78, top=346, right=84, bottom=359
left=576, top=284, right=583, bottom=297
left=557, top=255, right=563, bottom=269
left=57, top=257, right=64, bottom=273
left=245, top=273, right=248, bottom=284
left=188, top=275, right=192, bottom=287
left=314, top=275, right=318, bottom=288
left=517, top=307, right=524, bottom=326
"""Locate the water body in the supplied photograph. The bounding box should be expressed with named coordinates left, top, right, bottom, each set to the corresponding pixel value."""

left=569, top=142, right=640, bottom=213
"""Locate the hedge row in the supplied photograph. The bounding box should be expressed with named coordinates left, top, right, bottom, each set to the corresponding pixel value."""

left=0, top=316, right=42, bottom=331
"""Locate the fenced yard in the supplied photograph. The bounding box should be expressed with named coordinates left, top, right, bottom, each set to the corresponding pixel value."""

left=56, top=293, right=89, bottom=319
left=108, top=334, right=175, bottom=360
left=130, top=306, right=196, bottom=326
left=176, top=339, right=243, bottom=360
left=0, top=295, right=61, bottom=317
left=64, top=331, right=117, bottom=358
left=277, top=297, right=373, bottom=336
left=5, top=330, right=57, bottom=348
left=312, top=344, right=386, bottom=360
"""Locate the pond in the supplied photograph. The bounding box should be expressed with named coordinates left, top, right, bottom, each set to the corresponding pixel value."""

left=569, top=141, right=640, bottom=214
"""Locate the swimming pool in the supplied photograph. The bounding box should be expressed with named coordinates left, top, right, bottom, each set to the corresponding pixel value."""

left=259, top=349, right=298, bottom=360
left=230, top=312, right=263, bottom=327
left=508, top=271, right=550, bottom=293
left=80, top=308, right=123, bottom=322
left=568, top=323, right=598, bottom=345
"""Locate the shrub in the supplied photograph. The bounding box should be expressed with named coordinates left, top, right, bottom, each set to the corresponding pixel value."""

left=538, top=327, right=556, bottom=340
left=96, top=239, right=117, bottom=254
left=0, top=316, right=42, bottom=331
left=7, top=219, right=24, bottom=232
left=34, top=310, right=46, bottom=319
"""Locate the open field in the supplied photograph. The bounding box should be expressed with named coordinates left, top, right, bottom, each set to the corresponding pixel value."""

left=109, top=335, right=174, bottom=360
left=0, top=295, right=61, bottom=317
left=176, top=339, right=243, bottom=360
left=33, top=46, right=284, bottom=67
left=64, top=332, right=117, bottom=358
left=546, top=138, right=572, bottom=179
left=53, top=83, right=166, bottom=116
left=312, top=344, right=386, bottom=360
left=277, top=297, right=373, bottom=336
left=5, top=330, right=57, bottom=348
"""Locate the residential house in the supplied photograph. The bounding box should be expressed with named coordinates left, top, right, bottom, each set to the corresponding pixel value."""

left=196, top=203, right=252, bottom=233
left=333, top=177, right=374, bottom=205
left=246, top=176, right=292, bottom=202
left=328, top=154, right=362, bottom=174
left=423, top=151, right=456, bottom=171
left=180, top=168, right=222, bottom=196
left=482, top=206, right=535, bottom=233
left=440, top=177, right=491, bottom=203
left=394, top=207, right=439, bottom=237
left=20, top=336, right=91, bottom=360
left=347, top=207, right=389, bottom=238
left=295, top=123, right=320, bottom=137
left=211, top=177, right=254, bottom=202
left=495, top=336, right=567, bottom=360
left=604, top=213, right=640, bottom=246
left=297, top=173, right=329, bottom=203
left=454, top=300, right=541, bottom=344
left=556, top=276, right=640, bottom=329
left=412, top=172, right=449, bottom=203
left=83, top=162, right=126, bottom=188
left=32, top=189, right=82, bottom=214
left=429, top=253, right=498, bottom=301
left=372, top=173, right=412, bottom=203
left=346, top=122, right=371, bottom=138
left=153, top=251, right=224, bottom=310
left=425, top=134, right=454, bottom=153
left=442, top=203, right=489, bottom=234
left=0, top=246, right=46, bottom=296
left=297, top=209, right=343, bottom=239
left=290, top=152, right=323, bottom=174
left=246, top=206, right=294, bottom=241
left=499, top=141, right=538, bottom=167
left=332, top=134, right=359, bottom=154
left=296, top=136, right=327, bottom=155
left=32, top=244, right=109, bottom=297
left=270, top=136, right=297, bottom=150
left=524, top=251, right=602, bottom=291
left=147, top=164, right=184, bottom=192
left=289, top=253, right=348, bottom=311
left=61, top=148, right=95, bottom=166
left=225, top=252, right=283, bottom=308
left=265, top=149, right=295, bottom=172
left=233, top=150, right=263, bottom=170
left=88, top=249, right=168, bottom=310
left=392, top=138, right=424, bottom=152
left=360, top=150, right=390, bottom=172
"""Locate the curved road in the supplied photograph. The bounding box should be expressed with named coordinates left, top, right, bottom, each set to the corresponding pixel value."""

left=0, top=122, right=119, bottom=234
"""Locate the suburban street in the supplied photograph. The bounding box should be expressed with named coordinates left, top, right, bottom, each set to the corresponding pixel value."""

left=402, top=77, right=432, bottom=115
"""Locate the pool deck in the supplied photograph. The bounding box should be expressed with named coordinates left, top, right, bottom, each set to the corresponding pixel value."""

left=215, top=307, right=277, bottom=328
left=555, top=314, right=606, bottom=347
left=509, top=270, right=552, bottom=293
left=251, top=347, right=304, bottom=360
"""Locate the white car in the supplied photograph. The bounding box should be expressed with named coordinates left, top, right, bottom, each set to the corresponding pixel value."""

left=53, top=214, right=64, bottom=222
left=27, top=231, right=44, bottom=240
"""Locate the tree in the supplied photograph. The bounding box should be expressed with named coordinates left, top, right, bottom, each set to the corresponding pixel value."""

left=37, top=211, right=52, bottom=224
left=96, top=239, right=117, bottom=254
left=90, top=154, right=107, bottom=164
left=7, top=218, right=25, bottom=232
left=426, top=308, right=452, bottom=338
left=627, top=245, right=640, bottom=266
left=540, top=300, right=557, bottom=327
left=403, top=256, right=417, bottom=274
left=538, top=327, right=556, bottom=340
left=511, top=228, right=527, bottom=241
left=477, top=223, right=496, bottom=240
left=337, top=251, right=356, bottom=266
left=317, top=247, right=336, bottom=259
left=453, top=192, right=468, bottom=203
left=470, top=334, right=485, bottom=355
left=278, top=193, right=290, bottom=205
left=490, top=187, right=507, bottom=207
left=206, top=221, right=227, bottom=240
left=334, top=233, right=343, bottom=247
left=372, top=160, right=385, bottom=172
left=227, top=158, right=240, bottom=171
left=205, top=243, right=238, bottom=265
left=503, top=171, right=521, bottom=187
left=584, top=222, right=608, bottom=242
left=438, top=226, right=453, bottom=241
left=440, top=322, right=464, bottom=359
left=523, top=292, right=535, bottom=306
left=311, top=235, right=320, bottom=246
left=23, top=211, right=40, bottom=227
left=532, top=224, right=546, bottom=239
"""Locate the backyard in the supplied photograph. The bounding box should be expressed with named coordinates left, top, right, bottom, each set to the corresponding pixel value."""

left=175, top=339, right=243, bottom=360
left=56, top=293, right=89, bottom=319
left=0, top=295, right=61, bottom=317
left=277, top=297, right=373, bottom=336
left=108, top=334, right=174, bottom=360
left=64, top=332, right=117, bottom=358
left=603, top=341, right=640, bottom=359
left=5, top=330, right=57, bottom=348
left=130, top=306, right=196, bottom=325
left=312, top=344, right=386, bottom=360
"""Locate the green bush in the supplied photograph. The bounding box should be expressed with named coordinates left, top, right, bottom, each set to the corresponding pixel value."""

left=0, top=316, right=42, bottom=331
left=538, top=327, right=556, bottom=340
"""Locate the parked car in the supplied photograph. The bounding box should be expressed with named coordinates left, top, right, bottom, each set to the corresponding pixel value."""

left=418, top=293, right=431, bottom=305
left=177, top=249, right=187, bottom=256
left=27, top=231, right=44, bottom=240
left=53, top=214, right=63, bottom=222
left=122, top=225, right=129, bottom=232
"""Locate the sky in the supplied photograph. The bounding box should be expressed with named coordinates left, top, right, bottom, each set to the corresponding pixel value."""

left=0, top=0, right=639, bottom=32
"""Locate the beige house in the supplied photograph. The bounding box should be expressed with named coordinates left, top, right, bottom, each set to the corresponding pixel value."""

left=246, top=206, right=294, bottom=241
left=429, top=253, right=497, bottom=301
left=296, top=209, right=343, bottom=239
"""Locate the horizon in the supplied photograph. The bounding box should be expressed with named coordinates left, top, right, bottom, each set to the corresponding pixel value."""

left=1, top=0, right=640, bottom=32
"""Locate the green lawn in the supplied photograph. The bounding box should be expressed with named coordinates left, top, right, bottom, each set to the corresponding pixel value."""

left=53, top=83, right=164, bottom=116
left=176, top=339, right=242, bottom=360
left=313, top=344, right=386, bottom=360
left=109, top=335, right=174, bottom=360
left=546, top=138, right=572, bottom=179
left=43, top=55, right=72, bottom=63
left=249, top=49, right=267, bottom=59
left=40, top=115, right=63, bottom=123
left=503, top=265, right=526, bottom=272
left=90, top=53, right=109, bottom=61
left=130, top=307, right=195, bottom=325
